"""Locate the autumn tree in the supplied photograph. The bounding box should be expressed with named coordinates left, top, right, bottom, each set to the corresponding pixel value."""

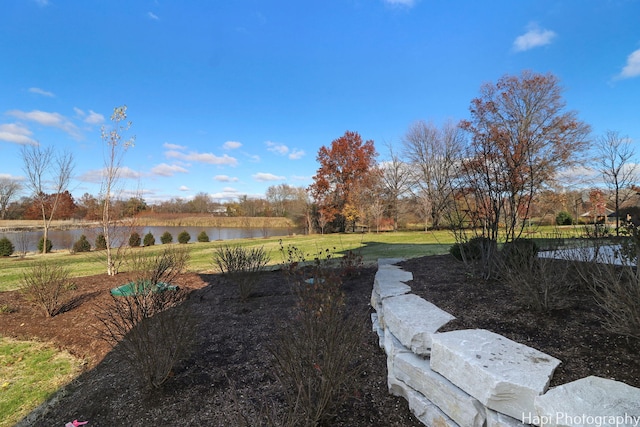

left=459, top=71, right=591, bottom=276
left=402, top=120, right=463, bottom=229
left=597, top=130, right=638, bottom=235
left=21, top=145, right=74, bottom=254
left=0, top=177, right=22, bottom=220
left=24, top=191, right=77, bottom=220
left=100, top=105, right=135, bottom=275
left=309, top=131, right=377, bottom=232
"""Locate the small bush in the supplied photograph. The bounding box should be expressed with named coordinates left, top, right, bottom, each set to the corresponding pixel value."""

left=0, top=237, right=14, bottom=256
left=449, top=236, right=493, bottom=261
left=21, top=261, right=73, bottom=317
left=143, top=232, right=156, bottom=247
left=95, top=233, right=107, bottom=250
left=160, top=231, right=173, bottom=244
left=38, top=237, right=53, bottom=253
left=556, top=210, right=574, bottom=226
left=213, top=245, right=269, bottom=301
left=129, top=232, right=141, bottom=247
left=272, top=244, right=366, bottom=425
left=72, top=235, right=91, bottom=253
left=501, top=238, right=539, bottom=269
left=197, top=231, right=209, bottom=243
left=177, top=230, right=190, bottom=244
left=97, top=245, right=193, bottom=388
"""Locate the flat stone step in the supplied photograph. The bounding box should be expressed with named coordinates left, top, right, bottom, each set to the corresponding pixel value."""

left=430, top=329, right=561, bottom=420
left=382, top=293, right=455, bottom=355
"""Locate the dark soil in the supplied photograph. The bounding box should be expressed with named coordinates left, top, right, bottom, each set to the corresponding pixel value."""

left=1, top=254, right=638, bottom=426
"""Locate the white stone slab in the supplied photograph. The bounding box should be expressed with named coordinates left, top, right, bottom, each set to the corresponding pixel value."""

left=487, top=409, right=531, bottom=427
left=394, top=351, right=486, bottom=427
left=383, top=293, right=455, bottom=356
left=534, top=376, right=640, bottom=427
left=389, top=374, right=460, bottom=427
left=371, top=265, right=412, bottom=313
left=431, top=329, right=561, bottom=420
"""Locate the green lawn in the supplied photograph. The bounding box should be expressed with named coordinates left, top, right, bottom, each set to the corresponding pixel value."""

left=0, top=337, right=83, bottom=427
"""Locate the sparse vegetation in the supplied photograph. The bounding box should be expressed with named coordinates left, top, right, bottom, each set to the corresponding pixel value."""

left=20, top=260, right=74, bottom=317
left=213, top=244, right=270, bottom=301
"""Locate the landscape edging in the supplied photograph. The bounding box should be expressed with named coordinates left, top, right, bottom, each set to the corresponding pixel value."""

left=371, top=258, right=640, bottom=427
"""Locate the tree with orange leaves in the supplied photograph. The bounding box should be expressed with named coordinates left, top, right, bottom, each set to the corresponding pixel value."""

left=309, top=131, right=377, bottom=232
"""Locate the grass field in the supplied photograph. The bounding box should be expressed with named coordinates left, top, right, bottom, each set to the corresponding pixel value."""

left=0, top=225, right=594, bottom=423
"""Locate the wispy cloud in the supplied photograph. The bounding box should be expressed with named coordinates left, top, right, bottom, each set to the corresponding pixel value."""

left=618, top=48, right=640, bottom=79
left=163, top=142, right=187, bottom=150
left=253, top=172, right=285, bottom=182
left=166, top=149, right=238, bottom=166
left=151, top=163, right=189, bottom=176
left=223, top=141, right=242, bottom=150
left=33, top=0, right=49, bottom=7
left=214, top=175, right=239, bottom=182
left=7, top=109, right=81, bottom=139
left=179, top=185, right=189, bottom=191
left=383, top=0, right=416, bottom=7
left=78, top=167, right=142, bottom=183
left=148, top=12, right=160, bottom=21
left=513, top=24, right=556, bottom=52
left=0, top=123, right=38, bottom=145
left=266, top=141, right=304, bottom=159
left=28, top=87, right=55, bottom=97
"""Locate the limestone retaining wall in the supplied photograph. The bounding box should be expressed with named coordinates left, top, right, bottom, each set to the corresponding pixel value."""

left=371, top=258, right=640, bottom=427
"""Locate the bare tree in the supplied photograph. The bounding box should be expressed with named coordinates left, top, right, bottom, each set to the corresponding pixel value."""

left=597, top=130, right=638, bottom=235
left=379, top=143, right=412, bottom=230
left=0, top=177, right=22, bottom=219
left=21, top=145, right=74, bottom=254
left=402, top=120, right=463, bottom=229
left=100, top=105, right=135, bottom=275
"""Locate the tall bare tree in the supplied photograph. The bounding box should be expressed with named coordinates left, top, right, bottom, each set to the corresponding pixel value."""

left=21, top=145, right=74, bottom=254
left=379, top=143, right=412, bottom=230
left=100, top=105, right=135, bottom=275
left=402, top=120, right=463, bottom=229
left=0, top=177, right=22, bottom=219
left=597, top=130, right=639, bottom=235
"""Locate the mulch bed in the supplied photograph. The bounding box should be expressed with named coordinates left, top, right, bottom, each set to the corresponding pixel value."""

left=1, top=254, right=638, bottom=426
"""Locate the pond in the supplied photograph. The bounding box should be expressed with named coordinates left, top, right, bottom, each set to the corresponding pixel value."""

left=0, top=225, right=302, bottom=253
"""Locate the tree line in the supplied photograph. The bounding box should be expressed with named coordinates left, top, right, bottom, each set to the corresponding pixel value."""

left=2, top=71, right=638, bottom=245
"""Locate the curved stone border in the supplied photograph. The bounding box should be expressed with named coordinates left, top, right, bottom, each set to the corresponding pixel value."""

left=371, top=259, right=640, bottom=427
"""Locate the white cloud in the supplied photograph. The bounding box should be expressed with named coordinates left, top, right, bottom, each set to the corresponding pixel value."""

left=266, top=141, right=289, bottom=155
left=179, top=185, right=189, bottom=192
left=148, top=12, right=159, bottom=20
left=223, top=140, right=242, bottom=150
left=289, top=149, right=305, bottom=160
left=210, top=187, right=241, bottom=200
left=34, top=0, right=49, bottom=6
left=151, top=163, right=189, bottom=176
left=214, top=175, right=239, bottom=182
left=253, top=172, right=285, bottom=182
left=513, top=24, right=556, bottom=52
left=166, top=149, right=238, bottom=166
left=0, top=123, right=38, bottom=145
left=7, top=109, right=81, bottom=139
left=618, top=49, right=640, bottom=79
left=84, top=110, right=105, bottom=125
left=79, top=167, right=142, bottom=183
left=28, top=87, right=55, bottom=97
left=163, top=142, right=187, bottom=150
left=383, top=0, right=416, bottom=6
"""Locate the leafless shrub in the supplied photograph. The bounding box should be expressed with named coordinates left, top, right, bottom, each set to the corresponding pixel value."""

left=127, top=245, right=190, bottom=286
left=497, top=248, right=575, bottom=312
left=271, top=244, right=366, bottom=426
left=95, top=245, right=194, bottom=389
left=212, top=244, right=270, bottom=301
left=20, top=260, right=74, bottom=317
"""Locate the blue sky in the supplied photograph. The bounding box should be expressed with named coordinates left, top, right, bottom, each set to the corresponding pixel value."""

left=1, top=0, right=640, bottom=203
